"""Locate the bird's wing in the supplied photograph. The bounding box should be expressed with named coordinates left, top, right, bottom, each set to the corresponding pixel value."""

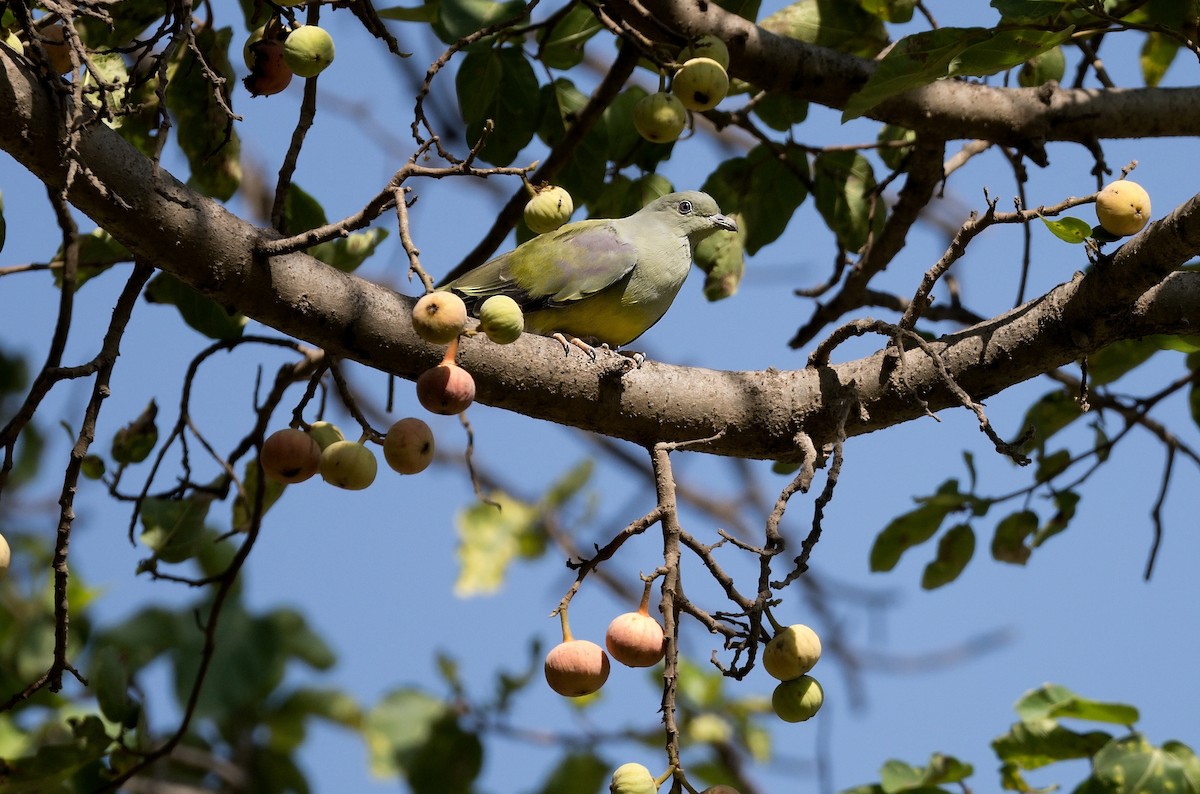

left=445, top=220, right=640, bottom=310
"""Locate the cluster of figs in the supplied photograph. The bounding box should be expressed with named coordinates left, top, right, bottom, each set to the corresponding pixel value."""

left=259, top=417, right=434, bottom=492
left=632, top=34, right=732, bottom=144
left=243, top=18, right=335, bottom=96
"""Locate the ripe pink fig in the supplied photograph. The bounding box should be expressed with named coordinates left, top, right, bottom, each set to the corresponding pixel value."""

left=545, top=639, right=610, bottom=697
left=605, top=583, right=665, bottom=668
left=260, top=428, right=321, bottom=484
left=416, top=361, right=475, bottom=415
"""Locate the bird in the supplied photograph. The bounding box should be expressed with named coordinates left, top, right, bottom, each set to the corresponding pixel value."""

left=440, top=191, right=737, bottom=354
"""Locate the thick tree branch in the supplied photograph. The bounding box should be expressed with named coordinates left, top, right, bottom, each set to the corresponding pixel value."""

left=3, top=48, right=1199, bottom=462
left=607, top=0, right=1200, bottom=147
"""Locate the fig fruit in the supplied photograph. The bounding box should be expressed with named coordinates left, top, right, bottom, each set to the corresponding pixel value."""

left=1017, top=45, right=1066, bottom=87
left=243, top=35, right=293, bottom=96
left=0, top=531, right=10, bottom=578
left=632, top=91, right=687, bottom=143
left=762, top=623, right=822, bottom=681
left=1095, top=179, right=1151, bottom=237
left=524, top=185, right=574, bottom=234
left=672, top=57, right=729, bottom=112
left=701, top=787, right=742, bottom=794
left=544, top=639, right=610, bottom=697
left=478, top=295, right=524, bottom=344
left=609, top=762, right=656, bottom=794
left=3, top=29, right=25, bottom=56
left=319, top=440, right=377, bottom=490
left=416, top=362, right=476, bottom=415
left=260, top=428, right=322, bottom=484
left=39, top=24, right=74, bottom=75
left=771, top=675, right=823, bottom=723
left=283, top=24, right=335, bottom=78
left=605, top=586, right=665, bottom=668
left=412, top=291, right=468, bottom=345
left=681, top=34, right=729, bottom=70
left=307, top=421, right=344, bottom=451
left=383, top=417, right=435, bottom=475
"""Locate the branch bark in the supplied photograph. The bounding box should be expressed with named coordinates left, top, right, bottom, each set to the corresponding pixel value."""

left=3, top=48, right=1199, bottom=462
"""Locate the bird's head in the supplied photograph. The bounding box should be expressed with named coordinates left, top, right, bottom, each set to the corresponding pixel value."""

left=640, top=191, right=738, bottom=242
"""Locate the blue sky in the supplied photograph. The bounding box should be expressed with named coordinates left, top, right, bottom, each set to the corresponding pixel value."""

left=2, top=2, right=1198, bottom=792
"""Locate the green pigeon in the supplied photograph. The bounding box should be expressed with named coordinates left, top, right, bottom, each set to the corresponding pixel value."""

left=441, top=191, right=737, bottom=349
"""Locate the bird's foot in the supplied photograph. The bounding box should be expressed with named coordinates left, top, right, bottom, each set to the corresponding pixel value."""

left=616, top=350, right=645, bottom=369
left=553, top=333, right=598, bottom=361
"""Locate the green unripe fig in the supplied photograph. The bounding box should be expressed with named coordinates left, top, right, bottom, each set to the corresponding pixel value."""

left=672, top=57, right=729, bottom=111
left=478, top=295, right=524, bottom=344
left=1017, top=45, right=1066, bottom=88
left=681, top=34, right=729, bottom=70
left=243, top=26, right=266, bottom=70
left=319, top=440, right=377, bottom=490
left=283, top=24, right=335, bottom=78
left=416, top=362, right=476, bottom=415
left=383, top=417, right=435, bottom=475
left=261, top=428, right=322, bottom=484
left=0, top=531, right=10, bottom=578
left=412, top=291, right=468, bottom=345
left=544, top=639, right=610, bottom=697
left=609, top=762, right=656, bottom=794
left=632, top=91, right=687, bottom=143
left=771, top=675, right=824, bottom=723
left=763, top=623, right=822, bottom=681
left=524, top=186, right=574, bottom=234
left=307, top=421, right=344, bottom=451
left=1095, top=180, right=1151, bottom=237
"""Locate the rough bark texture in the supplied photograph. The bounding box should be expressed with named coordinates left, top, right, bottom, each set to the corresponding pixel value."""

left=2, top=45, right=1198, bottom=460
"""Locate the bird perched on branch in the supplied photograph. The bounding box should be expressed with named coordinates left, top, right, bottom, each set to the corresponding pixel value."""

left=441, top=191, right=737, bottom=355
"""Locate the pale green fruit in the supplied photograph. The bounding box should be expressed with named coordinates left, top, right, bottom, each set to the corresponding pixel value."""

left=383, top=417, right=435, bottom=475
left=283, top=25, right=335, bottom=78
left=771, top=675, right=824, bottom=723
left=672, top=57, right=729, bottom=111
left=478, top=295, right=524, bottom=344
left=609, top=762, right=656, bottom=794
left=243, top=27, right=266, bottom=70
left=681, top=34, right=729, bottom=70
left=260, top=428, right=322, bottom=484
left=524, top=186, right=574, bottom=234
left=319, top=441, right=377, bottom=490
left=3, top=29, right=24, bottom=56
left=544, top=639, right=610, bottom=697
left=632, top=91, right=687, bottom=143
left=1017, top=45, right=1066, bottom=87
left=763, top=623, right=822, bottom=681
left=412, top=291, right=468, bottom=345
left=0, top=531, right=10, bottom=578
left=1095, top=180, right=1151, bottom=237
left=307, top=421, right=344, bottom=451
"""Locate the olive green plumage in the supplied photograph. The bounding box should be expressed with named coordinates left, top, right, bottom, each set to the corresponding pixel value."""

left=441, top=192, right=737, bottom=347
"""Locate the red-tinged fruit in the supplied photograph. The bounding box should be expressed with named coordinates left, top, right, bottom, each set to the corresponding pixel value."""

left=260, top=428, right=322, bottom=484
left=416, top=362, right=475, bottom=415
left=412, top=291, right=468, bottom=345
left=40, top=24, right=74, bottom=74
left=383, top=417, right=435, bottom=474
left=243, top=37, right=293, bottom=96
left=606, top=585, right=665, bottom=668
left=319, top=440, right=377, bottom=490
left=544, top=639, right=610, bottom=697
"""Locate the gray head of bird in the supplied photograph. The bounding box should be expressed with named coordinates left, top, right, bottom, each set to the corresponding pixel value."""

left=639, top=191, right=738, bottom=242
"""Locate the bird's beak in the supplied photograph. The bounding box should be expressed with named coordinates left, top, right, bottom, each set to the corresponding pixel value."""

left=712, top=213, right=738, bottom=232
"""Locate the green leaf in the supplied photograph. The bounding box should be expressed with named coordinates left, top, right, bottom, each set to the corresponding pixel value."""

left=878, top=753, right=973, bottom=792
left=991, top=717, right=1112, bottom=770
left=921, top=523, right=975, bottom=589
left=813, top=150, right=883, bottom=253
left=589, top=173, right=675, bottom=220
left=1141, top=32, right=1179, bottom=87
left=951, top=28, right=1074, bottom=78
left=702, top=144, right=808, bottom=254
left=164, top=25, right=241, bottom=200
left=52, top=228, right=131, bottom=288
left=309, top=228, right=390, bottom=273
left=455, top=46, right=541, bottom=166
left=90, top=646, right=138, bottom=726
left=1040, top=214, right=1092, bottom=244
left=454, top=492, right=543, bottom=596
left=870, top=480, right=970, bottom=572
left=111, top=400, right=158, bottom=465
left=990, top=509, right=1039, bottom=564
left=377, top=4, right=440, bottom=23
left=542, top=459, right=594, bottom=509
left=534, top=752, right=611, bottom=794
left=364, top=688, right=481, bottom=792
left=283, top=183, right=329, bottom=235
left=233, top=457, right=287, bottom=533
left=760, top=0, right=888, bottom=57
left=139, top=495, right=212, bottom=564
left=603, top=87, right=677, bottom=171
left=990, top=0, right=1092, bottom=26
left=1034, top=490, right=1079, bottom=546
left=433, top=0, right=526, bottom=44
left=1088, top=339, right=1159, bottom=385
left=0, top=715, right=113, bottom=793
left=878, top=124, right=917, bottom=171
left=77, top=0, right=164, bottom=48
left=538, top=4, right=602, bottom=70
left=266, top=687, right=362, bottom=752
left=695, top=213, right=746, bottom=301
left=1088, top=734, right=1200, bottom=794
left=145, top=272, right=247, bottom=339
left=1015, top=389, right=1082, bottom=450
left=859, top=0, right=917, bottom=23
left=537, top=79, right=609, bottom=204
left=1034, top=448, right=1071, bottom=483
left=753, top=91, right=809, bottom=131
left=1015, top=683, right=1140, bottom=725
left=1191, top=377, right=1200, bottom=431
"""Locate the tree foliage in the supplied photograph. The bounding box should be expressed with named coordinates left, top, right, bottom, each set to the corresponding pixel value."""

left=1, top=0, right=1199, bottom=792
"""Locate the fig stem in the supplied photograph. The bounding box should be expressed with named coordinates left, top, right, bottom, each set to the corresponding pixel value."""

left=558, top=607, right=573, bottom=643
left=637, top=578, right=653, bottom=616
left=765, top=608, right=784, bottom=633
left=653, top=764, right=677, bottom=787
left=440, top=335, right=460, bottom=366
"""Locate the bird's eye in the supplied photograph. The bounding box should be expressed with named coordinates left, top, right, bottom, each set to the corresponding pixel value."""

left=677, top=200, right=693, bottom=215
